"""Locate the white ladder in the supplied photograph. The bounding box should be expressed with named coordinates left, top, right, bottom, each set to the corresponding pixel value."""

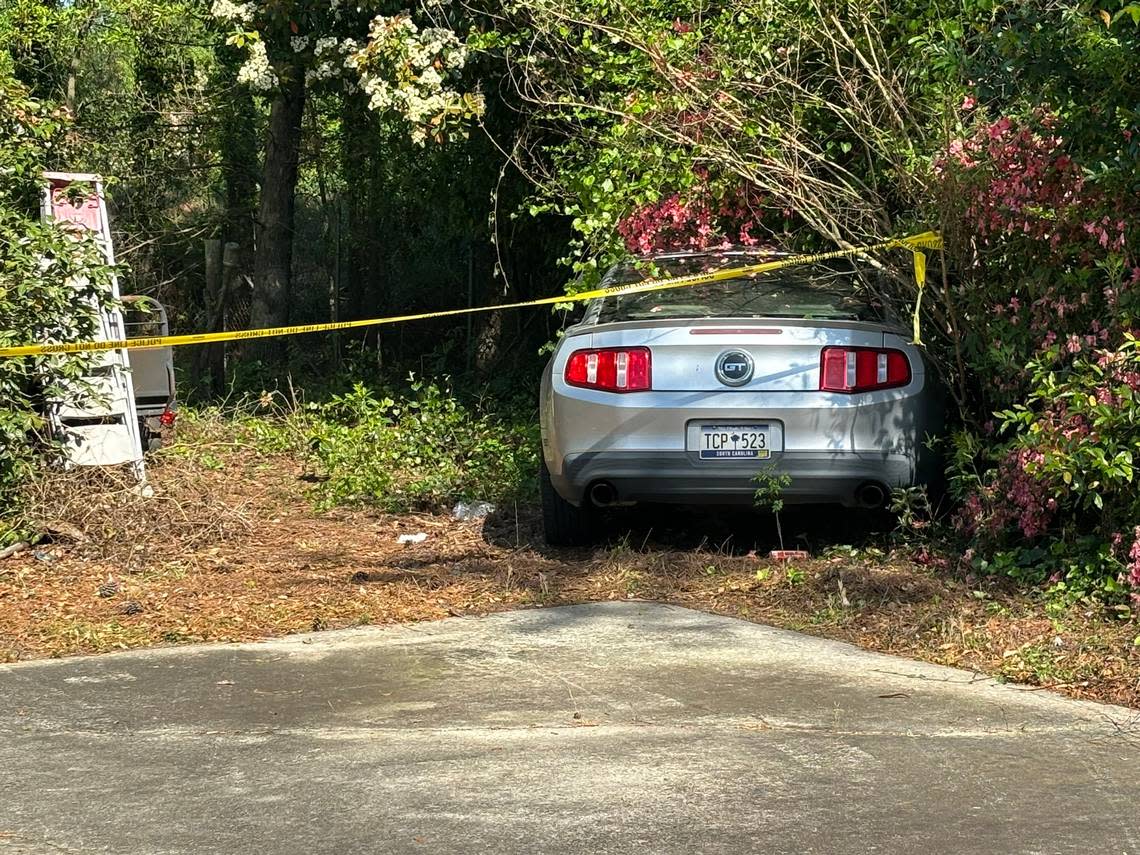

left=41, top=172, right=146, bottom=484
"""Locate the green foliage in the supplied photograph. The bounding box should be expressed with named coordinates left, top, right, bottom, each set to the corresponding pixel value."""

left=999, top=339, right=1140, bottom=523
left=172, top=378, right=541, bottom=514
left=954, top=335, right=1140, bottom=601
left=262, top=380, right=541, bottom=512
left=783, top=565, right=806, bottom=587
left=753, top=470, right=792, bottom=516
left=5, top=0, right=1140, bottom=607
left=0, top=78, right=115, bottom=526
left=754, top=470, right=792, bottom=551
left=932, top=6, right=1140, bottom=598
left=2, top=0, right=232, bottom=304
left=890, top=486, right=933, bottom=535
left=475, top=0, right=977, bottom=286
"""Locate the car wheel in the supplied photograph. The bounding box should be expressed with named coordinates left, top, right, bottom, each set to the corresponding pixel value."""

left=540, top=458, right=596, bottom=547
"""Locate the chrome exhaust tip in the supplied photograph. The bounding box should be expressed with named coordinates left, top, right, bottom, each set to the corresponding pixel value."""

left=855, top=482, right=888, bottom=509
left=588, top=481, right=618, bottom=508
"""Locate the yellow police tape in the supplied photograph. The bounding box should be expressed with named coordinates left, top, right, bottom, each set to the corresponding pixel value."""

left=0, top=231, right=942, bottom=358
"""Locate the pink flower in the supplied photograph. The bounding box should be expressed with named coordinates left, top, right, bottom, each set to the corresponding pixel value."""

left=1128, top=528, right=1140, bottom=590
left=987, top=117, right=1013, bottom=139
left=951, top=114, right=1129, bottom=255
left=961, top=95, right=977, bottom=110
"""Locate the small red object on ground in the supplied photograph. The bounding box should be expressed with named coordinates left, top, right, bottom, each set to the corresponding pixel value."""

left=769, top=550, right=809, bottom=561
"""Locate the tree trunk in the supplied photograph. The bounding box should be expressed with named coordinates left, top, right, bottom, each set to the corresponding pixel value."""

left=220, top=80, right=258, bottom=266
left=192, top=239, right=224, bottom=393
left=251, top=70, right=306, bottom=334
left=64, top=3, right=98, bottom=117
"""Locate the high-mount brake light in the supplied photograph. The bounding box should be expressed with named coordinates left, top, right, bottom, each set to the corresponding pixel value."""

left=820, top=347, right=910, bottom=393
left=565, top=347, right=652, bottom=392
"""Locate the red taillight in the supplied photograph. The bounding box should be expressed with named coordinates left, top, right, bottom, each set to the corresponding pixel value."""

left=819, top=347, right=910, bottom=393
left=159, top=408, right=177, bottom=427
left=565, top=347, right=652, bottom=392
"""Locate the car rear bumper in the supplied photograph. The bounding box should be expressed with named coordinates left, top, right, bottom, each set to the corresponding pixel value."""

left=551, top=450, right=915, bottom=507
left=541, top=380, right=942, bottom=506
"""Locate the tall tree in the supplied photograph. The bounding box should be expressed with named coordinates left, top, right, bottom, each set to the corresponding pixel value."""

left=251, top=64, right=305, bottom=329
left=211, top=0, right=484, bottom=329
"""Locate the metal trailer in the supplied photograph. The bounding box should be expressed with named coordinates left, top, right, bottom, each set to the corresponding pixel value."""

left=121, top=296, right=177, bottom=451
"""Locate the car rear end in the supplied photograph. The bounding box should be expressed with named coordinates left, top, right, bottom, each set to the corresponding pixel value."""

left=539, top=253, right=944, bottom=543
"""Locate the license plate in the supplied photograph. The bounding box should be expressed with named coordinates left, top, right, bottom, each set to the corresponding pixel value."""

left=699, top=424, right=771, bottom=460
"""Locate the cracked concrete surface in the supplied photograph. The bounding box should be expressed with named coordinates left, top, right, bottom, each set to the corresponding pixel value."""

left=1, top=602, right=1138, bottom=854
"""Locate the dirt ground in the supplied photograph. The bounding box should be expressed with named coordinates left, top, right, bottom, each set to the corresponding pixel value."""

left=2, top=444, right=1138, bottom=709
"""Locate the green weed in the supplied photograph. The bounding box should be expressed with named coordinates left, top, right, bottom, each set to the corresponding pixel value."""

left=173, top=379, right=540, bottom=514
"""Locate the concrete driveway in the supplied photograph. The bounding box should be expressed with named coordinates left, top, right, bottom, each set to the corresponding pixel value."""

left=1, top=602, right=1138, bottom=854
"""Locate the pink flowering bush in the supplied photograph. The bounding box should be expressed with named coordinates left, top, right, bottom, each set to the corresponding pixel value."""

left=616, top=179, right=773, bottom=255
left=950, top=333, right=1140, bottom=599
left=938, top=114, right=1138, bottom=400
left=1127, top=528, right=1140, bottom=592
left=943, top=115, right=1126, bottom=253
left=937, top=111, right=1140, bottom=600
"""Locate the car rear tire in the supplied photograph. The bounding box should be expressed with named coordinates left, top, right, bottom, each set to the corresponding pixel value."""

left=540, top=458, right=597, bottom=546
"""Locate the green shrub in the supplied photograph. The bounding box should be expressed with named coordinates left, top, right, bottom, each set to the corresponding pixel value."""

left=951, top=336, right=1140, bottom=600
left=0, top=79, right=115, bottom=539
left=932, top=9, right=1140, bottom=601
left=300, top=380, right=539, bottom=512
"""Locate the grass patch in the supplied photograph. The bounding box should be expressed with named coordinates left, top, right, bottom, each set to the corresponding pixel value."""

left=170, top=379, right=539, bottom=513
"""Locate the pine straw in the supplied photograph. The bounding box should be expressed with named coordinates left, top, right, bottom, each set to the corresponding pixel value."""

left=1, top=444, right=1138, bottom=709
left=14, top=463, right=254, bottom=563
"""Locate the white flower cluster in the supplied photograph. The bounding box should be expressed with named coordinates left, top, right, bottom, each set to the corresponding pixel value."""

left=351, top=13, right=481, bottom=145
left=216, top=2, right=476, bottom=121
left=304, top=37, right=359, bottom=84
left=408, top=27, right=467, bottom=72
left=210, top=0, right=254, bottom=23
left=236, top=40, right=278, bottom=91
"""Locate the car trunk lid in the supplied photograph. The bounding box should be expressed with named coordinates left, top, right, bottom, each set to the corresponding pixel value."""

left=579, top=319, right=891, bottom=392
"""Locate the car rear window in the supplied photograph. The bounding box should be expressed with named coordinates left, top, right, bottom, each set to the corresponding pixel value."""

left=595, top=254, right=885, bottom=323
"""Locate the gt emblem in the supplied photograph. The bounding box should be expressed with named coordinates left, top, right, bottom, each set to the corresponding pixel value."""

left=715, top=349, right=754, bottom=387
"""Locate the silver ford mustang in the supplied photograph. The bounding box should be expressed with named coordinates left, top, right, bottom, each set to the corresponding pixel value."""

left=538, top=249, right=945, bottom=545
